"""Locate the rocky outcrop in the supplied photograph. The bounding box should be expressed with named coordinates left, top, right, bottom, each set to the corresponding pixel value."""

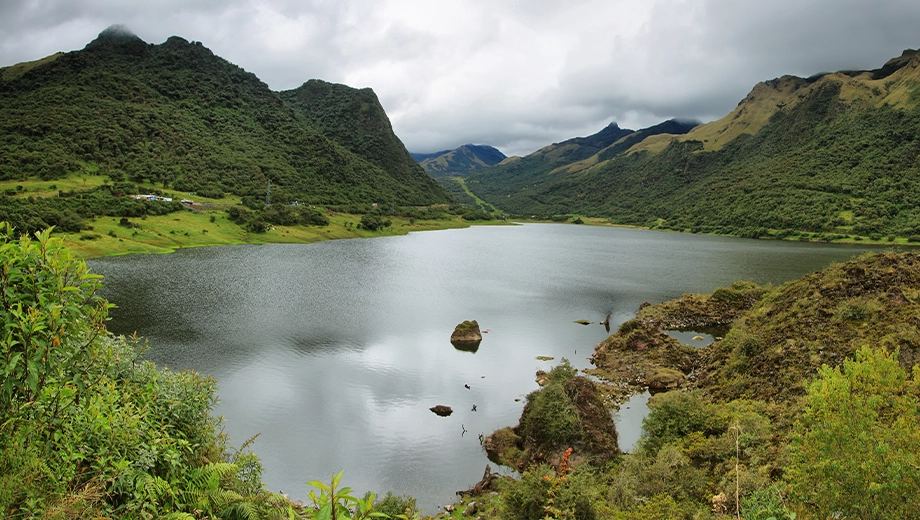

left=644, top=367, right=686, bottom=393
left=429, top=405, right=453, bottom=417
left=588, top=318, right=699, bottom=403
left=485, top=363, right=619, bottom=471
left=451, top=320, right=483, bottom=346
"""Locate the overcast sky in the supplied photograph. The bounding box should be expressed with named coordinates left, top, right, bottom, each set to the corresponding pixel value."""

left=2, top=0, right=920, bottom=157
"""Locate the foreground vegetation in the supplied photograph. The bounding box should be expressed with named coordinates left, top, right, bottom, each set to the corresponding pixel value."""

left=5, top=220, right=919, bottom=518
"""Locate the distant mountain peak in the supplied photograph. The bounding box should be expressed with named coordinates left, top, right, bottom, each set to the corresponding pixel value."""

left=85, top=24, right=144, bottom=48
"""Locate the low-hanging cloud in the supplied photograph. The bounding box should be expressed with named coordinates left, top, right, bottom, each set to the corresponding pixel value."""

left=2, top=0, right=919, bottom=156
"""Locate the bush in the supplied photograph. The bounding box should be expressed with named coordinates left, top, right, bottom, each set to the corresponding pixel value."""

left=787, top=346, right=920, bottom=518
left=373, top=491, right=418, bottom=517
left=502, top=464, right=599, bottom=520
left=0, top=224, right=292, bottom=518
left=519, top=361, right=584, bottom=447
left=638, top=391, right=715, bottom=455
left=360, top=213, right=390, bottom=231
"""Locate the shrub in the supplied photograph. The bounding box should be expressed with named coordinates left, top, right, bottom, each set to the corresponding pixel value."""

left=787, top=346, right=920, bottom=518
left=639, top=391, right=715, bottom=455
left=0, top=223, right=292, bottom=518
left=360, top=213, right=390, bottom=231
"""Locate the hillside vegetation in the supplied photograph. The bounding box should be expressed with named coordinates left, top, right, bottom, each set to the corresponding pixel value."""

left=463, top=49, right=920, bottom=242
left=280, top=79, right=446, bottom=203
left=0, top=26, right=454, bottom=240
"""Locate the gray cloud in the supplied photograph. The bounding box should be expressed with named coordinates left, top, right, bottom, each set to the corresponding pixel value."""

left=2, top=0, right=919, bottom=157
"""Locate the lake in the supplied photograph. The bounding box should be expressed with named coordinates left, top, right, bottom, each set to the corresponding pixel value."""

left=88, top=223, right=888, bottom=514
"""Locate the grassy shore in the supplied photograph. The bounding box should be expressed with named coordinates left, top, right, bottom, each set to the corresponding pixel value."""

left=0, top=175, right=512, bottom=258
left=60, top=210, right=508, bottom=258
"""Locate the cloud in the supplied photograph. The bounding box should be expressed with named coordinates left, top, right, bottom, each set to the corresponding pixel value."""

left=2, top=0, right=919, bottom=156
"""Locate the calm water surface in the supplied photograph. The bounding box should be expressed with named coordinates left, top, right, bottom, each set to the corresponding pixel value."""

left=89, top=224, right=888, bottom=513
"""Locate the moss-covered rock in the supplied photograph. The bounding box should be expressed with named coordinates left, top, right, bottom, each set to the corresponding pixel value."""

left=450, top=319, right=482, bottom=345
left=485, top=361, right=619, bottom=471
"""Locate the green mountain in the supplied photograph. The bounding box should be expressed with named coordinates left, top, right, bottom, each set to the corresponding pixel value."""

left=279, top=79, right=447, bottom=203
left=462, top=119, right=697, bottom=211
left=466, top=50, right=920, bottom=241
left=411, top=144, right=507, bottom=176
left=0, top=26, right=451, bottom=209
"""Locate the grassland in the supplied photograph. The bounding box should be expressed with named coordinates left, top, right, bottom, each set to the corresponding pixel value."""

left=0, top=176, right=504, bottom=258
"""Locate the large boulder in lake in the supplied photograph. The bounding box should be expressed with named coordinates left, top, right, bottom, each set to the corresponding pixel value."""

left=430, top=405, right=453, bottom=417
left=451, top=320, right=483, bottom=348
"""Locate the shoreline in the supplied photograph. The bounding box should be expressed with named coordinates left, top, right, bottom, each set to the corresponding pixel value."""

left=58, top=210, right=513, bottom=259
left=43, top=209, right=917, bottom=260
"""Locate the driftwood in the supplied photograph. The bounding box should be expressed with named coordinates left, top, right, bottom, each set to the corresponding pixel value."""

left=457, top=464, right=499, bottom=497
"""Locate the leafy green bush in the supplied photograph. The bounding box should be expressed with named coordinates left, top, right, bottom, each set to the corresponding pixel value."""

left=638, top=391, right=714, bottom=455
left=519, top=361, right=585, bottom=448
left=359, top=213, right=391, bottom=231
left=0, top=223, right=291, bottom=519
left=501, top=464, right=599, bottom=520
left=373, top=491, right=417, bottom=517
left=787, top=346, right=920, bottom=518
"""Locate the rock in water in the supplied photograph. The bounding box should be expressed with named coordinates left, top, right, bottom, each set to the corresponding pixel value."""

left=430, top=405, right=453, bottom=417
left=451, top=320, right=483, bottom=349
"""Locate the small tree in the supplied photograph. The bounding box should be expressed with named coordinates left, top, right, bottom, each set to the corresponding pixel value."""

left=0, top=223, right=111, bottom=418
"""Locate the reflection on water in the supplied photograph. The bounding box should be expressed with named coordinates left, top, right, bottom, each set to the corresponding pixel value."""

left=664, top=327, right=729, bottom=347
left=614, top=391, right=652, bottom=453
left=89, top=224, right=887, bottom=513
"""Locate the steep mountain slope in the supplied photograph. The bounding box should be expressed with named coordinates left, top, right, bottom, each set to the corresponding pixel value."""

left=411, top=144, right=507, bottom=176
left=279, top=79, right=449, bottom=203
left=469, top=49, right=920, bottom=239
left=0, top=26, right=451, bottom=206
left=462, top=120, right=697, bottom=210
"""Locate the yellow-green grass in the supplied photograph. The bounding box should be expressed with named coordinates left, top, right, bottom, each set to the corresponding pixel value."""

left=0, top=175, right=110, bottom=197
left=451, top=176, right=500, bottom=211
left=56, top=209, right=503, bottom=258
left=0, top=176, right=243, bottom=206
left=1, top=52, right=63, bottom=81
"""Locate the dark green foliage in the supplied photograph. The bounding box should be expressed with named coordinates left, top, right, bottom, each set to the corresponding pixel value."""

left=461, top=208, right=493, bottom=221
left=359, top=213, right=391, bottom=231
left=0, top=31, right=451, bottom=210
left=0, top=185, right=184, bottom=236
left=639, top=391, right=716, bottom=455
left=521, top=384, right=585, bottom=447
left=279, top=79, right=450, bottom=205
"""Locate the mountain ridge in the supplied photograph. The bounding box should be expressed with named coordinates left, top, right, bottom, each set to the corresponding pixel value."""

left=461, top=48, right=920, bottom=242
left=412, top=143, right=507, bottom=177
left=0, top=26, right=452, bottom=211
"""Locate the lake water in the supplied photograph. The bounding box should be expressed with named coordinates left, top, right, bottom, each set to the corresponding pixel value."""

left=88, top=224, right=888, bottom=513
